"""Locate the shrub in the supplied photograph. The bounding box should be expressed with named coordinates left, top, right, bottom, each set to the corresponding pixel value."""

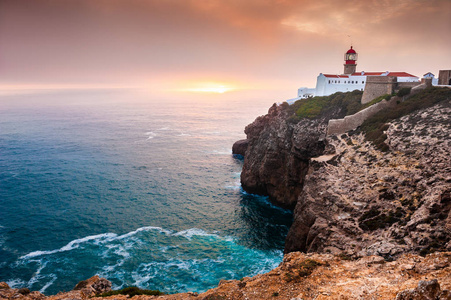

left=337, top=253, right=352, bottom=261
left=397, top=87, right=411, bottom=97
left=361, top=87, right=451, bottom=150
left=362, top=94, right=390, bottom=110
left=282, top=90, right=364, bottom=120
left=298, top=259, right=321, bottom=277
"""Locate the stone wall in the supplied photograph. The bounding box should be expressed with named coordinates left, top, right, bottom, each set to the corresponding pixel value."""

left=438, top=70, right=451, bottom=85
left=327, top=98, right=396, bottom=135
left=327, top=83, right=432, bottom=136
left=397, top=81, right=421, bottom=89
left=361, top=76, right=397, bottom=104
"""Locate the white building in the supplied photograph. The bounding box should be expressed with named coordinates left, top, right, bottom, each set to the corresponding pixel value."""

left=423, top=72, right=439, bottom=85
left=287, top=47, right=420, bottom=104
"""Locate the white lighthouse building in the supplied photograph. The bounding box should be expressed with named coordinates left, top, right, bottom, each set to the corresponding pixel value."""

left=288, top=46, right=420, bottom=103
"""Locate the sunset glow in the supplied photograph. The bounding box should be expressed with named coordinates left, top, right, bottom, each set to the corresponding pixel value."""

left=184, top=85, right=235, bottom=94
left=0, top=0, right=450, bottom=93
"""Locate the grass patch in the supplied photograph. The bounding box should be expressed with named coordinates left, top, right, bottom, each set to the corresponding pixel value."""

left=298, top=259, right=321, bottom=277
left=397, top=87, right=411, bottom=97
left=361, top=87, right=451, bottom=150
left=205, top=294, right=227, bottom=300
left=96, top=287, right=164, bottom=297
left=283, top=258, right=322, bottom=282
left=337, top=253, right=353, bottom=261
left=285, top=90, right=363, bottom=121
left=361, top=93, right=392, bottom=109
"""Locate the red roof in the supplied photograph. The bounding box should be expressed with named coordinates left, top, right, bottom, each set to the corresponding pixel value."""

left=323, top=74, right=349, bottom=78
left=346, top=46, right=356, bottom=54
left=350, top=72, right=418, bottom=78
left=323, top=72, right=418, bottom=79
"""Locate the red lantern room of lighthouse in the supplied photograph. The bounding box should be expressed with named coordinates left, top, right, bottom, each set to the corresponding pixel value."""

left=343, top=46, right=358, bottom=75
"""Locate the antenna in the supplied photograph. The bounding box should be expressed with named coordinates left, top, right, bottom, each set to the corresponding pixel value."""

left=347, top=35, right=353, bottom=46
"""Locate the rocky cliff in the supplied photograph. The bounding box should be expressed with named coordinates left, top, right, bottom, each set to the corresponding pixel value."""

left=238, top=101, right=347, bottom=209
left=285, top=100, right=450, bottom=256
left=4, top=89, right=450, bottom=300
left=236, top=88, right=450, bottom=257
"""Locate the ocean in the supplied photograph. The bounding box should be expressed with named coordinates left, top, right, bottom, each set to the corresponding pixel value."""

left=0, top=89, right=292, bottom=295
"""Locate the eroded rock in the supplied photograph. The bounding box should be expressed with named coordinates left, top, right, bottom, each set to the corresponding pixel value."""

left=285, top=100, right=451, bottom=255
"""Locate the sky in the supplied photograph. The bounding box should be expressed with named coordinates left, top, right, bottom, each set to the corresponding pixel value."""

left=1, top=0, right=450, bottom=97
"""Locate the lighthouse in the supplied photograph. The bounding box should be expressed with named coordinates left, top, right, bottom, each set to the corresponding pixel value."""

left=287, top=46, right=420, bottom=103
left=343, top=46, right=357, bottom=75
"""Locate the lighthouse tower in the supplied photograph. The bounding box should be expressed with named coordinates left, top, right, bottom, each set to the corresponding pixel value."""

left=343, top=46, right=358, bottom=75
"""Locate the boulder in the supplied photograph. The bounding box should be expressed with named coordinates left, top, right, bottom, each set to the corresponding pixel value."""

left=232, top=139, right=248, bottom=156
left=73, top=275, right=112, bottom=296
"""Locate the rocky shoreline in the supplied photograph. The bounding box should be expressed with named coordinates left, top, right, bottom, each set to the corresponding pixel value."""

left=2, top=252, right=450, bottom=299
left=3, top=89, right=450, bottom=300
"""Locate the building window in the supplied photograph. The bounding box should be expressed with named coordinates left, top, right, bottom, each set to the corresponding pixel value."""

left=352, top=81, right=354, bottom=84
left=329, top=80, right=331, bottom=83
left=362, top=81, right=364, bottom=84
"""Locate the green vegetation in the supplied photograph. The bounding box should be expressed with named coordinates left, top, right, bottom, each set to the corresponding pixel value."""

left=361, top=93, right=392, bottom=109
left=361, top=87, right=451, bottom=151
left=96, top=286, right=164, bottom=297
left=297, top=259, right=321, bottom=277
left=205, top=294, right=227, bottom=300
left=396, top=87, right=411, bottom=97
left=284, top=258, right=322, bottom=281
left=284, top=90, right=363, bottom=122
left=337, top=253, right=352, bottom=261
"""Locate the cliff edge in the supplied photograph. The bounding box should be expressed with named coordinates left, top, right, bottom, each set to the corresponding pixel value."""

left=237, top=91, right=364, bottom=209
left=236, top=88, right=450, bottom=256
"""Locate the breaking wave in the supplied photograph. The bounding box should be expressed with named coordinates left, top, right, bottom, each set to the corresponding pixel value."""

left=11, top=226, right=282, bottom=295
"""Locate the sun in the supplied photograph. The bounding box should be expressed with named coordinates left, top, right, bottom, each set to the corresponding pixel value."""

left=188, top=86, right=231, bottom=93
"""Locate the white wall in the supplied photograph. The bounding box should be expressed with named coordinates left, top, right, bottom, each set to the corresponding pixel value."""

left=397, top=76, right=420, bottom=82
left=315, top=74, right=365, bottom=96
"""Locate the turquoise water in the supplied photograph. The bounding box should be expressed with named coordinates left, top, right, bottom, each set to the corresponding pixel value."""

left=0, top=89, right=292, bottom=295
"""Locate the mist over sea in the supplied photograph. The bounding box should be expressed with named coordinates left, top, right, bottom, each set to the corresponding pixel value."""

left=0, top=89, right=292, bottom=295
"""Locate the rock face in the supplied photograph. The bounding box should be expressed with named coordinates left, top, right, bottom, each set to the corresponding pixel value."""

left=73, top=275, right=112, bottom=296
left=396, top=279, right=450, bottom=300
left=285, top=100, right=451, bottom=255
left=0, top=276, right=111, bottom=300
left=240, top=95, right=450, bottom=256
left=240, top=103, right=345, bottom=209
left=2, top=252, right=450, bottom=300
left=232, top=139, right=248, bottom=156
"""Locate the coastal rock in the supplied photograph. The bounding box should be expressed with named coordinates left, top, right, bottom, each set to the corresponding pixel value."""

left=0, top=282, right=10, bottom=289
left=73, top=275, right=112, bottom=296
left=240, top=103, right=344, bottom=209
left=0, top=284, right=45, bottom=300
left=396, top=279, right=447, bottom=300
left=232, top=139, right=248, bottom=156
left=6, top=252, right=450, bottom=300
left=285, top=100, right=451, bottom=255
